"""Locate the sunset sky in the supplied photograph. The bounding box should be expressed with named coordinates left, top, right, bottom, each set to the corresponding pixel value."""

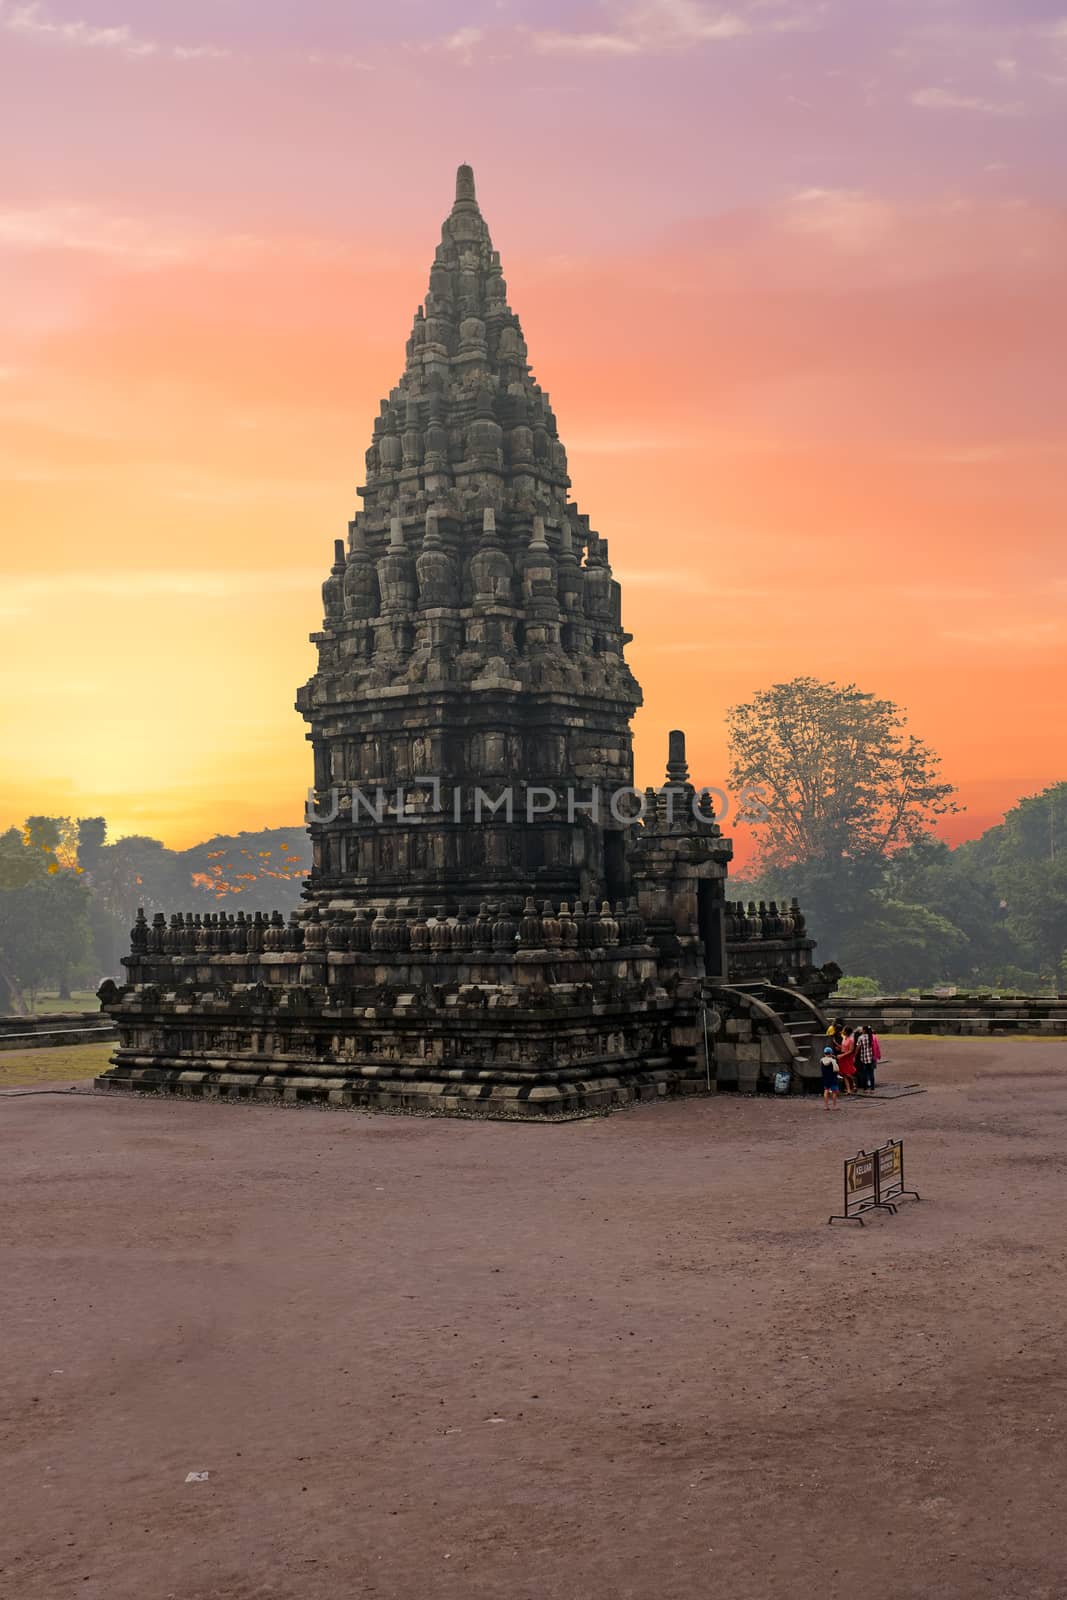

left=2, top=0, right=1065, bottom=860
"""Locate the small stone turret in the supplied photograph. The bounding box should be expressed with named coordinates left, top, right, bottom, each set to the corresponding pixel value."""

left=322, top=538, right=346, bottom=625
left=415, top=510, right=458, bottom=608
left=344, top=522, right=379, bottom=619
left=376, top=517, right=416, bottom=613
left=466, top=388, right=504, bottom=469
left=630, top=728, right=733, bottom=978
left=470, top=508, right=513, bottom=605
left=582, top=535, right=613, bottom=620
left=401, top=396, right=423, bottom=468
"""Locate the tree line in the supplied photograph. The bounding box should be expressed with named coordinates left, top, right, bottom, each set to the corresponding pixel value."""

left=0, top=819, right=308, bottom=1013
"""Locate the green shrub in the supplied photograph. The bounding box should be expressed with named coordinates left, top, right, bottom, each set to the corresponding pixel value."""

left=832, top=975, right=882, bottom=999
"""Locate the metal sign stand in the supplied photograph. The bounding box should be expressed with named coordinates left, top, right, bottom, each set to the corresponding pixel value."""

left=874, top=1138, right=921, bottom=1212
left=829, top=1139, right=921, bottom=1226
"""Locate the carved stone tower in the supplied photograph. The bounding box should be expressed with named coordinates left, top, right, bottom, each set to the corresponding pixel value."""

left=299, top=165, right=640, bottom=912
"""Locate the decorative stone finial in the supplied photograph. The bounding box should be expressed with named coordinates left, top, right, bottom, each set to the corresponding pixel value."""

left=666, top=729, right=689, bottom=784
left=454, top=164, right=477, bottom=208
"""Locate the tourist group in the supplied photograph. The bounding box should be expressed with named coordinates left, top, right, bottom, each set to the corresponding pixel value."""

left=820, top=1019, right=881, bottom=1108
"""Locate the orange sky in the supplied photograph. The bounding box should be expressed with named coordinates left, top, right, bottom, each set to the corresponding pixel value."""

left=2, top=0, right=1065, bottom=860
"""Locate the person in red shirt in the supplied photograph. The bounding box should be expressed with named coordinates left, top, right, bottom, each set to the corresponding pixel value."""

left=837, top=1026, right=858, bottom=1095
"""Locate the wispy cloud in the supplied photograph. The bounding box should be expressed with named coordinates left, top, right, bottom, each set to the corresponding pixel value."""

left=0, top=1, right=227, bottom=60
left=496, top=0, right=825, bottom=59
left=0, top=203, right=348, bottom=270
left=441, top=25, right=485, bottom=65
left=528, top=1, right=751, bottom=57
left=0, top=569, right=323, bottom=622
left=0, top=204, right=216, bottom=263
left=304, top=48, right=372, bottom=71
left=527, top=26, right=644, bottom=56
left=641, top=638, right=741, bottom=653
left=783, top=188, right=895, bottom=252
left=568, top=435, right=703, bottom=453
left=620, top=569, right=771, bottom=598
left=171, top=43, right=228, bottom=61
left=911, top=86, right=1024, bottom=116
left=943, top=620, right=1062, bottom=647
left=897, top=13, right=1067, bottom=62
left=621, top=569, right=717, bottom=592
left=907, top=446, right=1007, bottom=466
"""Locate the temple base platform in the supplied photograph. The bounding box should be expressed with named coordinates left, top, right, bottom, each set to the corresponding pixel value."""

left=93, top=1057, right=700, bottom=1117
left=92, top=971, right=718, bottom=1117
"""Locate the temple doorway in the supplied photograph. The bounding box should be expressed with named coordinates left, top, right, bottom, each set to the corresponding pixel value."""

left=698, top=880, right=724, bottom=977
left=604, top=829, right=626, bottom=904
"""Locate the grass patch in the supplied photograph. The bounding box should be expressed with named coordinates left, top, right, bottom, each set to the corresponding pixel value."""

left=0, top=1041, right=113, bottom=1089
left=27, top=991, right=102, bottom=1015
left=887, top=1033, right=1067, bottom=1044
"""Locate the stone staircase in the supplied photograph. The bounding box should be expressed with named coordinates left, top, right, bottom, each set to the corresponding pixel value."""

left=723, top=980, right=828, bottom=1089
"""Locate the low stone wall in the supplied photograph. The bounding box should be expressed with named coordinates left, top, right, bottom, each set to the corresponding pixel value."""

left=0, top=1011, right=117, bottom=1051
left=832, top=996, right=1067, bottom=1037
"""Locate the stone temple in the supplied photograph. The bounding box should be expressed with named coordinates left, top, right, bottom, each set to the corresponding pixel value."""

left=97, top=166, right=837, bottom=1115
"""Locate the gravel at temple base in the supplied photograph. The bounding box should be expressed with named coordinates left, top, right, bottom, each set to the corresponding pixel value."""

left=2, top=1036, right=1066, bottom=1599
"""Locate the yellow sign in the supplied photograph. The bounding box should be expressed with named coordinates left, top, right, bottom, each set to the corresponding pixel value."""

left=846, top=1153, right=875, bottom=1193
left=877, top=1143, right=902, bottom=1189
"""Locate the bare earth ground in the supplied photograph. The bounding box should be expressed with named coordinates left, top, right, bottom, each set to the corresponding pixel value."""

left=2, top=1038, right=1066, bottom=1600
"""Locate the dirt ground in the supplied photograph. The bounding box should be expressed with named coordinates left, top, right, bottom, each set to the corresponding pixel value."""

left=2, top=1038, right=1066, bottom=1600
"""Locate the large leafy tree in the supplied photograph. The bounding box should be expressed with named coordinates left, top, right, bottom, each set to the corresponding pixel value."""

left=90, top=834, right=187, bottom=929
left=883, top=838, right=1015, bottom=984
left=0, top=821, right=92, bottom=1010
left=871, top=791, right=1067, bottom=991
left=727, top=677, right=960, bottom=870
left=954, top=783, right=1067, bottom=984
left=726, top=678, right=962, bottom=979
left=0, top=827, right=43, bottom=1012
left=76, top=817, right=108, bottom=877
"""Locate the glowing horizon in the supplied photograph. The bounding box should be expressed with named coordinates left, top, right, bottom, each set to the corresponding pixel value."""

left=2, top=0, right=1065, bottom=860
